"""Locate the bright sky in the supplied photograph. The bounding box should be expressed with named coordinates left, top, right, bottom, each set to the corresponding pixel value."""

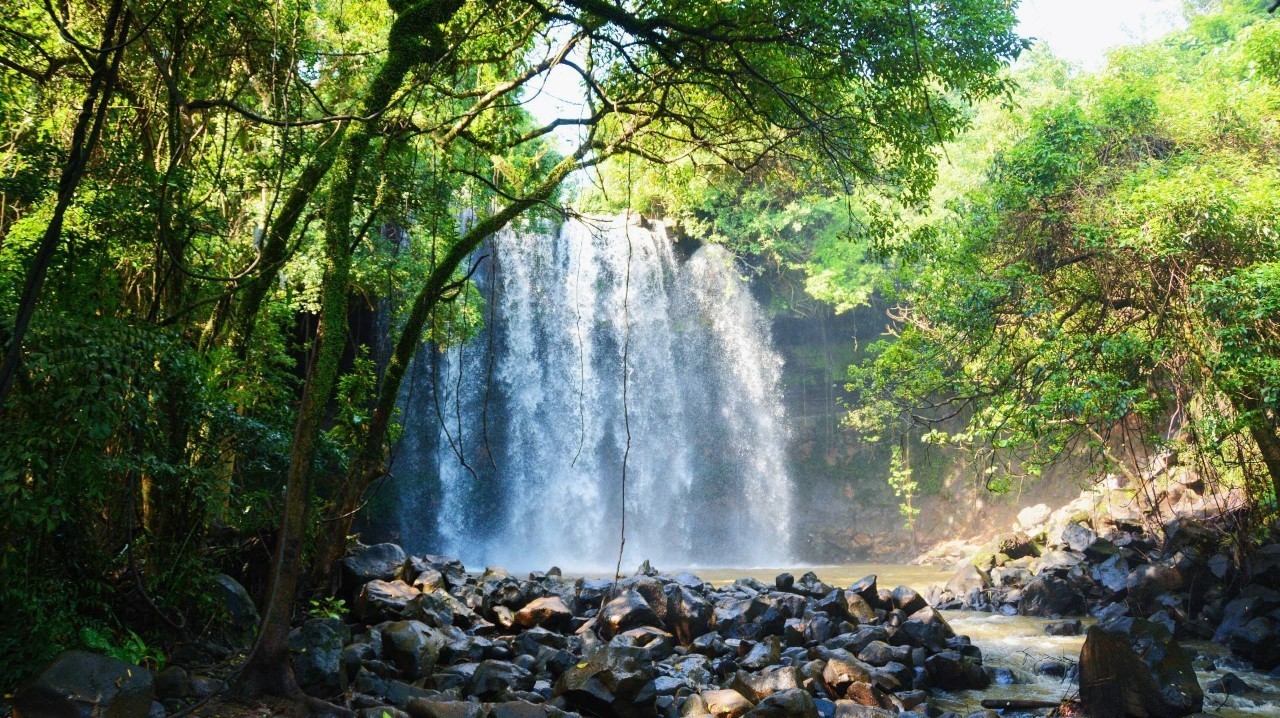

left=1017, top=0, right=1187, bottom=69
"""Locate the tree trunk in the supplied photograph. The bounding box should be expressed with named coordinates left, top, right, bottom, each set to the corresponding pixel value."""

left=239, top=0, right=462, bottom=703
left=1238, top=394, right=1280, bottom=503
left=0, top=0, right=129, bottom=410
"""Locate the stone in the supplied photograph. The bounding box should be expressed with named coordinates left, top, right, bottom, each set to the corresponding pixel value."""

left=923, top=651, right=989, bottom=690
left=821, top=653, right=875, bottom=694
left=343, top=543, right=408, bottom=594
left=742, top=688, right=818, bottom=717
left=1078, top=617, right=1203, bottom=718
left=1224, top=616, right=1280, bottom=669
left=831, top=701, right=893, bottom=717
left=667, top=584, right=714, bottom=644
left=713, top=597, right=784, bottom=641
left=728, top=665, right=800, bottom=703
left=1061, top=523, right=1098, bottom=553
left=598, top=591, right=661, bottom=639
left=855, top=641, right=895, bottom=667
left=1019, top=575, right=1085, bottom=617
left=1204, top=672, right=1250, bottom=695
left=515, top=596, right=574, bottom=630
left=1092, top=554, right=1131, bottom=595
left=1032, top=549, right=1086, bottom=574
left=357, top=579, right=421, bottom=622
left=1045, top=620, right=1083, bottom=636
left=13, top=651, right=154, bottom=718
left=894, top=607, right=955, bottom=652
left=289, top=618, right=346, bottom=696
left=154, top=665, right=189, bottom=700
left=992, top=532, right=1037, bottom=560
left=890, top=586, right=927, bottom=615
left=702, top=689, right=754, bottom=718
left=213, top=573, right=259, bottom=643
left=406, top=699, right=487, bottom=718
left=382, top=620, right=446, bottom=678
left=469, top=659, right=535, bottom=699
left=945, top=564, right=990, bottom=597
left=775, top=573, right=795, bottom=592
left=1016, top=504, right=1052, bottom=531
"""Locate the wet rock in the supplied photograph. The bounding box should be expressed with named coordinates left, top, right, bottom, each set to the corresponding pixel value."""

left=713, top=597, right=784, bottom=641
left=775, top=573, right=795, bottom=592
left=923, top=651, right=989, bottom=690
left=1045, top=620, right=1083, bottom=636
left=1204, top=672, right=1250, bottom=695
left=1078, top=617, right=1202, bottom=718
left=515, top=596, right=573, bottom=630
left=289, top=618, right=346, bottom=696
left=1034, top=658, right=1070, bottom=679
left=1223, top=616, right=1280, bottom=669
left=407, top=589, right=459, bottom=629
left=1019, top=575, right=1085, bottom=617
left=13, top=651, right=154, bottom=718
left=667, top=584, right=714, bottom=644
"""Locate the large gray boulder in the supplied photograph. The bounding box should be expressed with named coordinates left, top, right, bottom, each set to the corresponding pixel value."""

left=1078, top=617, right=1203, bottom=718
left=14, top=651, right=154, bottom=718
left=289, top=618, right=347, bottom=696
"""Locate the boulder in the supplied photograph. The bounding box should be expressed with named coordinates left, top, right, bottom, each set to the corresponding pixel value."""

left=992, top=532, right=1037, bottom=560
left=382, top=620, right=446, bottom=678
left=728, top=665, right=801, bottom=703
left=469, top=659, right=535, bottom=699
left=1223, top=616, right=1280, bottom=669
left=1045, top=620, right=1083, bottom=636
left=13, top=651, right=154, bottom=718
left=515, top=596, right=574, bottom=630
left=357, top=579, right=421, bottom=622
left=894, top=607, right=955, bottom=652
left=889, top=587, right=927, bottom=615
left=598, top=591, right=660, bottom=639
left=712, top=596, right=784, bottom=641
left=288, top=618, right=346, bottom=696
left=831, top=701, right=893, bottom=717
left=1019, top=575, right=1085, bottom=617
left=1078, top=618, right=1203, bottom=718
left=944, top=565, right=990, bottom=597
left=212, top=573, right=259, bottom=643
left=343, top=543, right=408, bottom=593
left=923, top=651, right=989, bottom=690
left=1091, top=554, right=1130, bottom=595
left=702, top=689, right=754, bottom=718
left=742, top=688, right=818, bottom=717
left=1016, top=504, right=1052, bottom=532
left=666, top=584, right=714, bottom=644
left=1061, top=523, right=1097, bottom=553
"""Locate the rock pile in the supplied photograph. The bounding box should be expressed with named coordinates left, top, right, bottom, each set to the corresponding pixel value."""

left=268, top=544, right=996, bottom=718
left=925, top=500, right=1280, bottom=674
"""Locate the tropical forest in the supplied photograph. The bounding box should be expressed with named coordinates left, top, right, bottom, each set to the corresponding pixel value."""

left=1, top=0, right=1278, bottom=716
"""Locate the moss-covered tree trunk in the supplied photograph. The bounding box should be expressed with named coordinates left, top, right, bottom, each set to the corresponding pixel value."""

left=240, top=0, right=461, bottom=703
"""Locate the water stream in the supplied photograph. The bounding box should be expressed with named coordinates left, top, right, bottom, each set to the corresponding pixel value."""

left=389, top=214, right=793, bottom=570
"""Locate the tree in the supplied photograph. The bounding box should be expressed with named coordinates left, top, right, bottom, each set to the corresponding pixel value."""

left=849, top=3, right=1280, bottom=511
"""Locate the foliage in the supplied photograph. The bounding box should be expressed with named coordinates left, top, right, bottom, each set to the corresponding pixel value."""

left=888, top=445, right=920, bottom=531
left=847, top=1, right=1280, bottom=511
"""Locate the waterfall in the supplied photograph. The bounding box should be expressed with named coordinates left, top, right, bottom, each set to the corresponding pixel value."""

left=388, top=213, right=793, bottom=569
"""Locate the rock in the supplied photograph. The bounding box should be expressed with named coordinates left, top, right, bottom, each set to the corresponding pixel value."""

left=1033, top=658, right=1069, bottom=678
left=1204, top=672, right=1250, bottom=695
left=1091, top=554, right=1130, bottom=595
left=945, top=565, right=990, bottom=597
left=1223, top=616, right=1280, bottom=669
left=992, top=532, right=1037, bottom=560
left=1162, top=517, right=1217, bottom=555
left=154, top=665, right=189, bottom=700
left=1061, top=523, right=1097, bottom=553
left=357, top=579, right=421, bottom=622
left=407, top=589, right=459, bottom=629
left=923, top=651, right=989, bottom=690
left=470, top=659, right=535, bottom=699
left=1045, top=620, right=1083, bottom=636
left=667, top=584, right=714, bottom=644
left=775, top=573, right=795, bottom=592
left=848, top=576, right=881, bottom=609
left=894, top=607, right=955, bottom=652
left=13, top=651, right=154, bottom=718
left=289, top=618, right=346, bottom=696
left=1125, top=562, right=1186, bottom=608
left=743, top=688, right=818, bottom=717
left=383, top=620, right=446, bottom=678
left=702, top=688, right=754, bottom=718
left=360, top=708, right=411, bottom=718
left=213, top=573, right=259, bottom=643
left=712, top=597, right=783, bottom=641
left=831, top=700, right=893, bottom=717
left=598, top=591, right=660, bottom=639
left=1212, top=585, right=1280, bottom=643
left=515, top=596, right=574, bottom=630
left=728, top=665, right=800, bottom=703
left=406, top=699, right=487, bottom=718
left=1016, top=504, right=1052, bottom=532
left=890, top=587, right=927, bottom=615
left=343, top=543, right=408, bottom=594
left=821, top=653, right=875, bottom=694
left=1078, top=617, right=1203, bottom=718
left=1031, top=550, right=1085, bottom=575
left=1019, top=575, right=1085, bottom=617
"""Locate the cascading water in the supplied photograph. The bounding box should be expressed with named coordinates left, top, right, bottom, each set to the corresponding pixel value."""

left=387, top=213, right=792, bottom=569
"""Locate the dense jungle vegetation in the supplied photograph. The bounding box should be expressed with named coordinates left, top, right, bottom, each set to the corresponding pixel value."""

left=0, top=0, right=1276, bottom=706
